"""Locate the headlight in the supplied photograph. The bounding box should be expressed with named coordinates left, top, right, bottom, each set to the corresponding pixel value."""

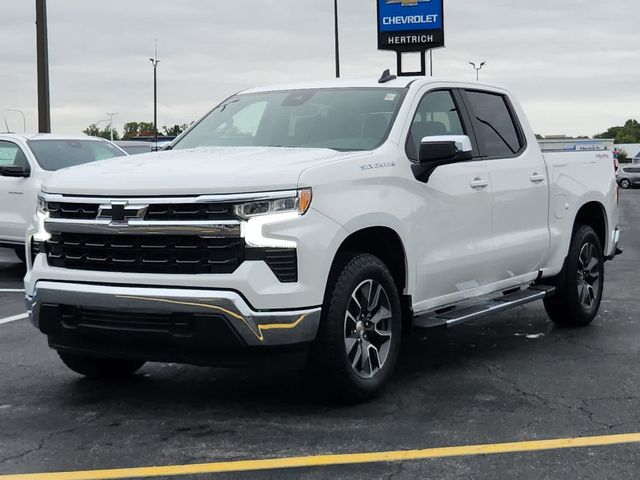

left=33, top=196, right=51, bottom=242
left=234, top=188, right=312, bottom=220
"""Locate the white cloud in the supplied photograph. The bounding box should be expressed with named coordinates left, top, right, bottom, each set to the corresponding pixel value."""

left=0, top=0, right=638, bottom=137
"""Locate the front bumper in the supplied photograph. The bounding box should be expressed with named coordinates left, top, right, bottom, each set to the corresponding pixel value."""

left=27, top=282, right=321, bottom=365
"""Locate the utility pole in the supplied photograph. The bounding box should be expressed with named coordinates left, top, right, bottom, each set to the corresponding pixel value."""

left=106, top=112, right=117, bottom=141
left=429, top=50, right=433, bottom=76
left=334, top=0, right=340, bottom=78
left=149, top=41, right=160, bottom=144
left=7, top=109, right=27, bottom=133
left=469, top=61, right=486, bottom=81
left=35, top=0, right=51, bottom=133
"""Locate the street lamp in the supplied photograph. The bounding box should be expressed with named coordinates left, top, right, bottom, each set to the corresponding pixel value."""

left=334, top=0, right=340, bottom=78
left=469, top=61, right=486, bottom=81
left=6, top=109, right=27, bottom=133
left=106, top=112, right=117, bottom=141
left=149, top=41, right=160, bottom=145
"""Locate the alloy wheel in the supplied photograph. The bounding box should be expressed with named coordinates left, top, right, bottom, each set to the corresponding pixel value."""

left=576, top=242, right=601, bottom=310
left=344, top=279, right=393, bottom=379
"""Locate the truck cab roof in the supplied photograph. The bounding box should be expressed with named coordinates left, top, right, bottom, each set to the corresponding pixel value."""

left=242, top=76, right=507, bottom=94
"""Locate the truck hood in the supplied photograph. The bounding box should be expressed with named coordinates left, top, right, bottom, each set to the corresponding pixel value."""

left=43, top=147, right=361, bottom=196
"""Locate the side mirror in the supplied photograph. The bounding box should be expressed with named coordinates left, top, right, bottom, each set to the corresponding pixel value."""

left=419, top=135, right=473, bottom=166
left=0, top=165, right=30, bottom=178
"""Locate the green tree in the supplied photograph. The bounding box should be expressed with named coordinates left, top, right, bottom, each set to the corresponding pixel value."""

left=595, top=119, right=640, bottom=144
left=122, top=122, right=141, bottom=139
left=83, top=124, right=120, bottom=140
left=162, top=123, right=190, bottom=137
left=617, top=149, right=630, bottom=163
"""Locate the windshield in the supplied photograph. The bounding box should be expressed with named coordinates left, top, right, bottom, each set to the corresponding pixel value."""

left=27, top=139, right=126, bottom=171
left=173, top=88, right=407, bottom=152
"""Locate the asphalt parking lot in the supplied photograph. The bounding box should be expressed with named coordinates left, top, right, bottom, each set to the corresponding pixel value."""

left=1, top=190, right=639, bottom=480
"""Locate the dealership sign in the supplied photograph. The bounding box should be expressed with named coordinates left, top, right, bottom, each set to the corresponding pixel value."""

left=377, top=0, right=445, bottom=52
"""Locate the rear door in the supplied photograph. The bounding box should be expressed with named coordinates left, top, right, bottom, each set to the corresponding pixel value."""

left=461, top=90, right=550, bottom=280
left=0, top=140, right=36, bottom=243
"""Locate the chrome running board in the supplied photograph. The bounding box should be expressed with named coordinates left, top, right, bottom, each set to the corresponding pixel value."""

left=414, top=285, right=556, bottom=330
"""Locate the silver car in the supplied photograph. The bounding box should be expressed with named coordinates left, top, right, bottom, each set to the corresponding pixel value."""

left=617, top=166, right=640, bottom=189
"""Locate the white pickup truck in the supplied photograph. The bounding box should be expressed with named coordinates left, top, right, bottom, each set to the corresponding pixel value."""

left=25, top=76, right=620, bottom=400
left=0, top=134, right=126, bottom=261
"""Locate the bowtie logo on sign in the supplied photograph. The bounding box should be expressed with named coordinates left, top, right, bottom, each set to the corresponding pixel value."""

left=385, top=0, right=431, bottom=5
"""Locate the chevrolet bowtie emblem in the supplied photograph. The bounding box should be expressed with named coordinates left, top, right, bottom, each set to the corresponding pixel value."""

left=386, top=0, right=431, bottom=5
left=98, top=202, right=149, bottom=224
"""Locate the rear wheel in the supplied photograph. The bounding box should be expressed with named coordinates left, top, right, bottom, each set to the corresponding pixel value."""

left=619, top=178, right=631, bottom=189
left=309, top=253, right=402, bottom=401
left=544, top=225, right=604, bottom=327
left=58, top=352, right=145, bottom=379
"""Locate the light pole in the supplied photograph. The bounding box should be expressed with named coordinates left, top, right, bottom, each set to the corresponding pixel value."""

left=35, top=0, right=51, bottom=133
left=7, top=109, right=27, bottom=133
left=106, top=112, right=117, bottom=141
left=469, top=61, right=486, bottom=81
left=334, top=0, right=340, bottom=78
left=149, top=41, right=160, bottom=144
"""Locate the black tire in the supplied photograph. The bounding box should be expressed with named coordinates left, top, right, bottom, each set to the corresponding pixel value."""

left=309, top=253, right=402, bottom=402
left=544, top=225, right=604, bottom=327
left=58, top=352, right=145, bottom=379
left=13, top=247, right=25, bottom=263
left=619, top=178, right=631, bottom=189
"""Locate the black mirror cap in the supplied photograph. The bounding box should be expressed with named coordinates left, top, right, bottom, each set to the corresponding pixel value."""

left=419, top=141, right=472, bottom=165
left=0, top=166, right=30, bottom=178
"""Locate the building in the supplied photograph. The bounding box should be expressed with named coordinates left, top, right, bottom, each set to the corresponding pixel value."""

left=538, top=136, right=615, bottom=152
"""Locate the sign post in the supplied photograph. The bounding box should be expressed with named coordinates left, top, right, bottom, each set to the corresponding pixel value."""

left=377, top=0, right=445, bottom=76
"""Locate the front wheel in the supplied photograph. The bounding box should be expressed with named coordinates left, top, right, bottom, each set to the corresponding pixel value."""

left=309, top=253, right=402, bottom=401
left=58, top=352, right=145, bottom=379
left=619, top=178, right=631, bottom=189
left=544, top=225, right=604, bottom=327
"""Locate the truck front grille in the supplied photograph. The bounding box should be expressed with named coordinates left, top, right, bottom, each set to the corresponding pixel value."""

left=46, top=233, right=244, bottom=274
left=47, top=202, right=233, bottom=221
left=47, top=202, right=100, bottom=220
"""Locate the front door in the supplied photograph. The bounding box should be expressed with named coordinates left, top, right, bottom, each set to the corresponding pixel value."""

left=406, top=89, right=497, bottom=310
left=0, top=140, right=35, bottom=243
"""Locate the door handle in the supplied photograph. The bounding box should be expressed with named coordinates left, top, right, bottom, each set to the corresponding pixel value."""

left=470, top=178, right=489, bottom=189
left=530, top=173, right=546, bottom=183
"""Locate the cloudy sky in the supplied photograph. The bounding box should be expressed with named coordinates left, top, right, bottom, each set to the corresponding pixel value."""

left=0, top=0, right=638, bottom=137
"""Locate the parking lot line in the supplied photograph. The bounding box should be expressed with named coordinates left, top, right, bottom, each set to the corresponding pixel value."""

left=1, top=432, right=640, bottom=480
left=0, top=313, right=28, bottom=325
left=0, top=289, right=24, bottom=293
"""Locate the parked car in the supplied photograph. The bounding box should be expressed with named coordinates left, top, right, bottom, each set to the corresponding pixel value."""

left=25, top=77, right=620, bottom=400
left=616, top=166, right=640, bottom=189
left=0, top=134, right=127, bottom=261
left=113, top=141, right=154, bottom=156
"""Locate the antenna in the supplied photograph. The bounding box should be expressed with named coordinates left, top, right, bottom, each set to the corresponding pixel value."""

left=4, top=119, right=11, bottom=133
left=378, top=69, right=397, bottom=84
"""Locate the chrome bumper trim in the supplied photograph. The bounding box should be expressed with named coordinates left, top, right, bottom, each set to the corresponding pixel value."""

left=27, top=282, right=321, bottom=347
left=40, top=191, right=298, bottom=205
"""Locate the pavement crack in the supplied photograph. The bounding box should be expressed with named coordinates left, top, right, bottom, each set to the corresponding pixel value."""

left=0, top=420, right=93, bottom=465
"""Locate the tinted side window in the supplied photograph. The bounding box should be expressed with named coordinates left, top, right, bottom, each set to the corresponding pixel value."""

left=465, top=91, right=523, bottom=157
left=0, top=141, right=29, bottom=169
left=406, top=90, right=465, bottom=161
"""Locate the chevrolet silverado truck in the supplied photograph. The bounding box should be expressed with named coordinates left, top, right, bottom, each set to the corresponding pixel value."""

left=25, top=76, right=621, bottom=400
